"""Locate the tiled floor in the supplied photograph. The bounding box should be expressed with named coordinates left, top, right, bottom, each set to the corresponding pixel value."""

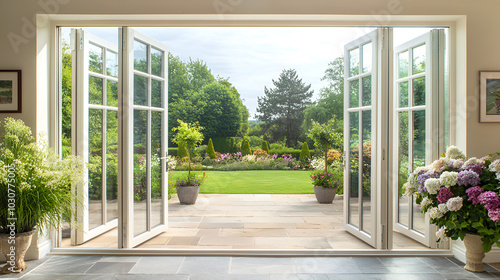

left=63, top=194, right=425, bottom=249
left=1, top=255, right=500, bottom=279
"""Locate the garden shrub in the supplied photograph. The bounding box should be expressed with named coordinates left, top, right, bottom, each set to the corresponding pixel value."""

left=253, top=148, right=268, bottom=158
left=207, top=138, right=216, bottom=159
left=213, top=137, right=233, bottom=153
left=177, top=141, right=188, bottom=158
left=326, top=149, right=342, bottom=165
left=268, top=148, right=315, bottom=160
left=261, top=140, right=270, bottom=154
left=195, top=145, right=207, bottom=157
left=299, top=142, right=311, bottom=162
left=241, top=140, right=252, bottom=156
left=167, top=148, right=178, bottom=157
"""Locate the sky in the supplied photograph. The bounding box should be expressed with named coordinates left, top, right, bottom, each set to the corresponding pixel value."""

left=62, top=26, right=431, bottom=119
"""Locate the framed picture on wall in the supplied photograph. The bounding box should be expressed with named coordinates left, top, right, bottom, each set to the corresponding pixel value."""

left=0, top=70, right=22, bottom=113
left=480, top=71, right=500, bottom=122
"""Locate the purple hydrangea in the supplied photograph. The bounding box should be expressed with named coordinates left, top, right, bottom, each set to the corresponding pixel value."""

left=457, top=170, right=480, bottom=186
left=478, top=191, right=500, bottom=211
left=417, top=171, right=439, bottom=185
left=437, top=188, right=453, bottom=204
left=464, top=164, right=483, bottom=175
left=418, top=185, right=427, bottom=193
left=466, top=186, right=485, bottom=204
left=488, top=209, right=500, bottom=222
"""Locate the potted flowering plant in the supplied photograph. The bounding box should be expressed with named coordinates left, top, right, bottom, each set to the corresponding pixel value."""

left=307, top=119, right=342, bottom=204
left=404, top=146, right=500, bottom=272
left=172, top=120, right=206, bottom=204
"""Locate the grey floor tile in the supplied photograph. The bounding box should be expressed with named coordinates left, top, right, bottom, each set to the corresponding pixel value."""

left=231, top=257, right=296, bottom=274
left=20, top=275, right=113, bottom=280
left=228, top=274, right=271, bottom=280
left=0, top=258, right=49, bottom=279
left=270, top=274, right=330, bottom=280
left=85, top=262, right=135, bottom=274
left=129, top=256, right=184, bottom=274
left=99, top=256, right=142, bottom=262
left=178, top=257, right=231, bottom=274
left=29, top=256, right=100, bottom=274
left=293, top=258, right=361, bottom=274
left=113, top=275, right=189, bottom=280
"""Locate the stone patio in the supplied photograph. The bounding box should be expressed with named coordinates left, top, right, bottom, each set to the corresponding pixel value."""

left=63, top=194, right=426, bottom=249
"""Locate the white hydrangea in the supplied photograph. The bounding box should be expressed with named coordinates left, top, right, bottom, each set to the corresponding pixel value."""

left=445, top=146, right=466, bottom=160
left=428, top=207, right=444, bottom=219
left=446, top=197, right=463, bottom=211
left=438, top=203, right=449, bottom=215
left=420, top=197, right=433, bottom=209
left=408, top=173, right=418, bottom=187
left=436, top=226, right=448, bottom=241
left=414, top=166, right=429, bottom=175
left=424, top=178, right=442, bottom=194
left=489, top=159, right=500, bottom=173
left=479, top=155, right=492, bottom=165
left=431, top=158, right=449, bottom=173
left=439, top=171, right=458, bottom=187
left=404, top=182, right=418, bottom=197
left=452, top=159, right=465, bottom=169
left=463, top=157, right=479, bottom=168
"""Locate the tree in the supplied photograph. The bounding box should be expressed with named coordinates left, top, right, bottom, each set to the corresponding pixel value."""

left=172, top=120, right=204, bottom=176
left=256, top=69, right=313, bottom=147
left=299, top=142, right=311, bottom=162
left=177, top=141, right=188, bottom=158
left=207, top=138, right=216, bottom=159
left=307, top=118, right=342, bottom=172
left=241, top=140, right=252, bottom=156
left=261, top=140, right=270, bottom=154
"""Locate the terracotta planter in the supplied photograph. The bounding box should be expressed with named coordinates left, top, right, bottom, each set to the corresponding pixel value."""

left=176, top=185, right=200, bottom=204
left=313, top=186, right=337, bottom=204
left=463, top=234, right=485, bottom=272
left=0, top=230, right=35, bottom=274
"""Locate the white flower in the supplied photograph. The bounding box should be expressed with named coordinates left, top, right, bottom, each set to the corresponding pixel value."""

left=463, top=157, right=479, bottom=168
left=436, top=226, right=448, bottom=241
left=452, top=159, right=465, bottom=169
left=446, top=197, right=463, bottom=211
left=408, top=173, right=418, bottom=187
left=431, top=158, right=449, bottom=173
left=404, top=182, right=418, bottom=197
left=479, top=155, right=492, bottom=165
left=414, top=166, right=429, bottom=174
left=438, top=203, right=449, bottom=214
left=445, top=146, right=466, bottom=160
left=489, top=159, right=500, bottom=173
left=429, top=207, right=444, bottom=219
left=425, top=178, right=442, bottom=194
left=439, top=171, right=458, bottom=187
left=420, top=197, right=433, bottom=209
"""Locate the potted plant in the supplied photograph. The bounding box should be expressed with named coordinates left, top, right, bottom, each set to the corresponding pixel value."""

left=404, top=146, right=500, bottom=272
left=307, top=119, right=342, bottom=204
left=172, top=120, right=205, bottom=204
left=0, top=118, right=85, bottom=273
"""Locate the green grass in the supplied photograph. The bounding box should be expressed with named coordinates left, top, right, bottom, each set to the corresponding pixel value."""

left=170, top=170, right=314, bottom=194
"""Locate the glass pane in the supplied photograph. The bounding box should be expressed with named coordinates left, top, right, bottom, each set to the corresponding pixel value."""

left=349, top=47, right=359, bottom=77
left=413, top=110, right=426, bottom=170
left=88, top=109, right=103, bottom=229
left=412, top=44, right=426, bottom=75
left=399, top=81, right=408, bottom=108
left=134, top=40, right=148, bottom=73
left=89, top=43, right=103, bottom=74
left=398, top=111, right=409, bottom=226
left=349, top=79, right=359, bottom=108
left=106, top=110, right=118, bottom=222
left=106, top=50, right=118, bottom=78
left=362, top=42, right=372, bottom=73
left=151, top=48, right=163, bottom=77
left=413, top=195, right=425, bottom=234
left=134, top=75, right=148, bottom=106
left=89, top=76, right=103, bottom=105
left=349, top=111, right=359, bottom=228
left=151, top=79, right=163, bottom=108
left=151, top=111, right=163, bottom=228
left=107, top=80, right=118, bottom=107
left=362, top=76, right=371, bottom=106
left=134, top=109, right=148, bottom=236
left=362, top=110, right=372, bottom=235
left=413, top=77, right=426, bottom=106
left=398, top=51, right=409, bottom=79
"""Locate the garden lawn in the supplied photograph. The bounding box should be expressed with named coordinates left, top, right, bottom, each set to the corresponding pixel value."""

left=170, top=170, right=314, bottom=194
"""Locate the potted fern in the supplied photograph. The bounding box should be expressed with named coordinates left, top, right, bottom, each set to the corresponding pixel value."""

left=172, top=120, right=206, bottom=204
left=0, top=118, right=85, bottom=273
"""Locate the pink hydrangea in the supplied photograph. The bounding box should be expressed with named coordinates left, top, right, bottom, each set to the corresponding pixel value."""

left=466, top=186, right=484, bottom=204
left=488, top=209, right=500, bottom=222
left=437, top=188, right=453, bottom=204
left=478, top=191, right=500, bottom=211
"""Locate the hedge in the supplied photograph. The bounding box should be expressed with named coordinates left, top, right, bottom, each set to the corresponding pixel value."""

left=269, top=148, right=316, bottom=160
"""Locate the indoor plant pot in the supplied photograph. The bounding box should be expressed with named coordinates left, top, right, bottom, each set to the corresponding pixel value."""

left=463, top=234, right=485, bottom=272
left=0, top=230, right=35, bottom=273
left=313, top=185, right=337, bottom=204
left=176, top=185, right=200, bottom=205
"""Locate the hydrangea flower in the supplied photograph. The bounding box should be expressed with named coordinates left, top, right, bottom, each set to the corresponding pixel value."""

left=446, top=197, right=463, bottom=211
left=437, top=187, right=453, bottom=203
left=464, top=164, right=483, bottom=175
left=414, top=166, right=429, bottom=175
left=431, top=158, right=449, bottom=173
left=429, top=207, right=444, bottom=219
left=478, top=191, right=500, bottom=211
left=424, top=178, right=441, bottom=194
left=436, top=226, right=448, bottom=241
left=452, top=159, right=465, bottom=169
left=466, top=186, right=484, bottom=204
left=439, top=171, right=458, bottom=187
left=418, top=184, right=427, bottom=193
left=489, top=159, right=500, bottom=173
left=445, top=146, right=466, bottom=160
left=457, top=170, right=480, bottom=186
left=488, top=209, right=500, bottom=222
left=404, top=182, right=418, bottom=197
left=420, top=197, right=433, bottom=208
left=438, top=203, right=449, bottom=214
left=463, top=157, right=479, bottom=168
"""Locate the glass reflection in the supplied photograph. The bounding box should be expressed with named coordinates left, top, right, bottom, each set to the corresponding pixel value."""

left=412, top=44, right=426, bottom=75
left=106, top=110, right=118, bottom=222
left=362, top=76, right=371, bottom=106
left=413, top=77, right=426, bottom=106
left=362, top=110, right=372, bottom=234
left=134, top=40, right=148, bottom=73
left=151, top=48, right=163, bottom=77
left=349, top=47, right=359, bottom=77
left=398, top=51, right=409, bottom=79
left=106, top=50, right=118, bottom=77
left=398, top=111, right=409, bottom=226
left=134, top=109, right=148, bottom=236
left=151, top=111, right=163, bottom=228
left=349, top=111, right=359, bottom=228
left=88, top=109, right=103, bottom=229
left=89, top=76, right=103, bottom=105
left=350, top=80, right=359, bottom=108
left=134, top=75, right=148, bottom=106
left=89, top=43, right=103, bottom=73
left=362, top=43, right=372, bottom=73
left=399, top=81, right=408, bottom=108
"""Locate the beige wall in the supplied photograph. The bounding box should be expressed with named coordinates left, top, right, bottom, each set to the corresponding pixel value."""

left=0, top=0, right=499, bottom=157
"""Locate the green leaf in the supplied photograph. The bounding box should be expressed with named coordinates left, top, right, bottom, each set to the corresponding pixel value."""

left=460, top=222, right=468, bottom=228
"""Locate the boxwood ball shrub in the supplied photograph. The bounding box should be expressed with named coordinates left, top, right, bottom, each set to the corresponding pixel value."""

left=207, top=138, right=216, bottom=159
left=241, top=139, right=252, bottom=156
left=299, top=142, right=311, bottom=162
left=261, top=140, right=270, bottom=154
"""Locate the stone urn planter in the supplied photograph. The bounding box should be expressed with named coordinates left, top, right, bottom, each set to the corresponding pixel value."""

left=313, top=186, right=337, bottom=204
left=176, top=185, right=200, bottom=205
left=0, top=230, right=36, bottom=274
left=463, top=234, right=485, bottom=272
